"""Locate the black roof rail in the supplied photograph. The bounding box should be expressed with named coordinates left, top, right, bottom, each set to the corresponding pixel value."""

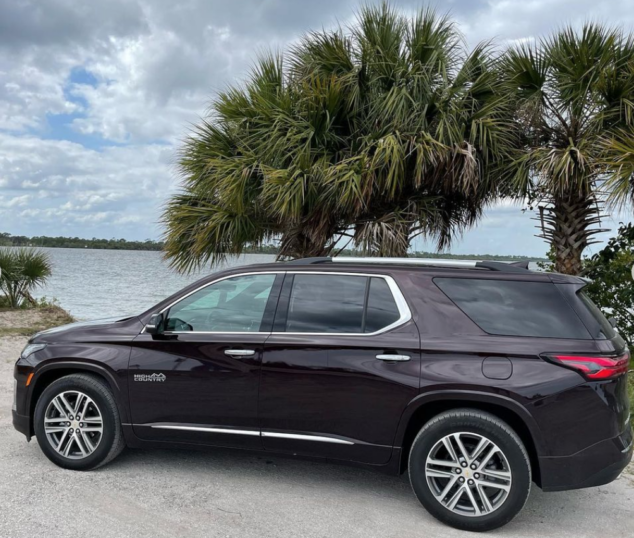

left=284, top=257, right=332, bottom=265
left=474, top=261, right=531, bottom=273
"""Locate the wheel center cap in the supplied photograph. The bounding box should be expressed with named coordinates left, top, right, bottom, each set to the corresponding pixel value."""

left=71, top=420, right=79, bottom=430
left=464, top=469, right=471, bottom=478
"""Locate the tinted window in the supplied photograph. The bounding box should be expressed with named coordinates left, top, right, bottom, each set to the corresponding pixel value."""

left=165, top=274, right=276, bottom=332
left=365, top=277, right=400, bottom=333
left=286, top=274, right=367, bottom=333
left=578, top=291, right=616, bottom=340
left=434, top=278, right=591, bottom=339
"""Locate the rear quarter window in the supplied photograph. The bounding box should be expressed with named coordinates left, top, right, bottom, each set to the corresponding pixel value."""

left=434, top=278, right=592, bottom=339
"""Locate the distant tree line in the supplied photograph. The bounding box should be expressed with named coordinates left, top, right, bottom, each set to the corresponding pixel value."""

left=0, top=233, right=164, bottom=251
left=0, top=232, right=543, bottom=260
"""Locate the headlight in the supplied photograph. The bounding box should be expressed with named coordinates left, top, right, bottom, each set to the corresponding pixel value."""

left=20, top=343, right=46, bottom=359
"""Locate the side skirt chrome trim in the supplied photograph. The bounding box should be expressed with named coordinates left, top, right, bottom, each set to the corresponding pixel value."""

left=137, top=424, right=355, bottom=444
left=149, top=424, right=261, bottom=436
left=261, top=431, right=354, bottom=445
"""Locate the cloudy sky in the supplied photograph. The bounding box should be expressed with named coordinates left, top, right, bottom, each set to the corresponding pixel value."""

left=1, top=0, right=633, bottom=257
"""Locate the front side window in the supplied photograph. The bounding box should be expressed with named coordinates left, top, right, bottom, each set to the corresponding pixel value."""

left=434, top=278, right=592, bottom=339
left=165, top=273, right=276, bottom=332
left=284, top=274, right=403, bottom=333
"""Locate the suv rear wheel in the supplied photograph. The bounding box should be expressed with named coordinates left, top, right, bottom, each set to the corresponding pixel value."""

left=408, top=409, right=531, bottom=532
left=34, top=373, right=125, bottom=470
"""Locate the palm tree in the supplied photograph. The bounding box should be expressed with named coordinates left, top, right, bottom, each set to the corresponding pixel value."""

left=503, top=24, right=634, bottom=275
left=164, top=2, right=517, bottom=272
left=0, top=248, right=52, bottom=308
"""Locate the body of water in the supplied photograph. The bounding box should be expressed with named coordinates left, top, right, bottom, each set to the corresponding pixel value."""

left=28, top=248, right=276, bottom=320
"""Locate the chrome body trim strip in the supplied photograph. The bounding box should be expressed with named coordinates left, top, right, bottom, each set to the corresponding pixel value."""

left=260, top=431, right=355, bottom=445
left=149, top=424, right=261, bottom=436
left=139, top=424, right=356, bottom=445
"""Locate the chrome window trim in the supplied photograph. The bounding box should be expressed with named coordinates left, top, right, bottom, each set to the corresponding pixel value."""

left=277, top=271, right=411, bottom=337
left=141, top=270, right=412, bottom=337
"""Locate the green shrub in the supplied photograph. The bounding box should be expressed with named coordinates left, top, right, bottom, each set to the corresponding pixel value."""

left=582, top=224, right=634, bottom=350
left=0, top=248, right=52, bottom=308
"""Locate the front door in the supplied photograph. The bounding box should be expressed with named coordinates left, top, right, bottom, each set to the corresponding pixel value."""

left=128, top=272, right=282, bottom=449
left=259, top=272, right=421, bottom=464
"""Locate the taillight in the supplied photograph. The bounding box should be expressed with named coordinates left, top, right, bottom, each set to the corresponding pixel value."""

left=543, top=350, right=631, bottom=380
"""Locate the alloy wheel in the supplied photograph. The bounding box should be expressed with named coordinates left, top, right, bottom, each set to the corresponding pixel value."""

left=43, top=390, right=104, bottom=459
left=425, top=432, right=512, bottom=517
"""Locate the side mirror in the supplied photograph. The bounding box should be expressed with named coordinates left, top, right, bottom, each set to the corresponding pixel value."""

left=608, top=317, right=618, bottom=329
left=145, top=313, right=164, bottom=335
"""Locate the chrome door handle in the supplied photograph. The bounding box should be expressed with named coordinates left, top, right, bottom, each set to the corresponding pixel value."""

left=376, top=354, right=410, bottom=362
left=224, top=349, right=256, bottom=358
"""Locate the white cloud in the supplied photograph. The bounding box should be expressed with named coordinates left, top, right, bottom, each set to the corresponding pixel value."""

left=0, top=0, right=633, bottom=255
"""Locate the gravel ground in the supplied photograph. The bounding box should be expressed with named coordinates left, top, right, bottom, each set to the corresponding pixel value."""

left=1, top=335, right=633, bottom=538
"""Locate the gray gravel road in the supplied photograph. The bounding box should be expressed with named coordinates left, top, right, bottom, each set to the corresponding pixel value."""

left=1, top=336, right=633, bottom=538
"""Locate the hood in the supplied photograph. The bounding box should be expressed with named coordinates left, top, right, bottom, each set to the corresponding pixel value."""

left=30, top=314, right=143, bottom=344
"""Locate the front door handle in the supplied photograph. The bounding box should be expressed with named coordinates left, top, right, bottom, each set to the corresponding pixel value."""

left=224, top=349, right=256, bottom=358
left=376, top=354, right=410, bottom=362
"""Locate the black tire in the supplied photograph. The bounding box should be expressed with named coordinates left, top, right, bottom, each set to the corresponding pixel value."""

left=34, top=373, right=125, bottom=470
left=408, top=409, right=531, bottom=532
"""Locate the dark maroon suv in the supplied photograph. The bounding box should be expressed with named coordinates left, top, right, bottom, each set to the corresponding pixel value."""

left=12, top=257, right=632, bottom=531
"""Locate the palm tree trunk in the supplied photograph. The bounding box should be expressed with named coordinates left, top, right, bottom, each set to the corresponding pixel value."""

left=537, top=195, right=606, bottom=275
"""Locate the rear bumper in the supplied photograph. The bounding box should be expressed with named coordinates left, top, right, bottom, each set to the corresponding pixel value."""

left=539, top=424, right=632, bottom=492
left=12, top=410, right=31, bottom=440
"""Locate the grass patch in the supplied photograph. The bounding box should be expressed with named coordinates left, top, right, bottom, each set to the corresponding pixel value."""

left=0, top=305, right=74, bottom=338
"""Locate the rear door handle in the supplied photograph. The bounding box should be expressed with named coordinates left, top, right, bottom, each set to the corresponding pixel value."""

left=376, top=354, right=410, bottom=362
left=224, top=349, right=256, bottom=358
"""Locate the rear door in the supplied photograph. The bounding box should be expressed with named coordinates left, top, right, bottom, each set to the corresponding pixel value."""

left=259, top=271, right=421, bottom=465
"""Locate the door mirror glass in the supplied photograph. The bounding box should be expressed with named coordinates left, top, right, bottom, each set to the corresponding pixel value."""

left=146, top=313, right=164, bottom=335
left=164, top=273, right=276, bottom=332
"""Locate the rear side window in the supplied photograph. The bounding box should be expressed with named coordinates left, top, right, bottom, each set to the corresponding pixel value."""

left=365, top=277, right=401, bottom=333
left=286, top=274, right=366, bottom=333
left=284, top=274, right=403, bottom=334
left=434, top=278, right=592, bottom=339
left=578, top=291, right=616, bottom=340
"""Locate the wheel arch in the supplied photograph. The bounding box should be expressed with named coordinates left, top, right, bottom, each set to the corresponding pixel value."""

left=28, top=361, right=128, bottom=437
left=395, top=391, right=544, bottom=487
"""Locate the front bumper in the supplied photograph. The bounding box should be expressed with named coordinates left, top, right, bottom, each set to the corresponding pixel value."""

left=12, top=409, right=31, bottom=441
left=539, top=424, right=633, bottom=492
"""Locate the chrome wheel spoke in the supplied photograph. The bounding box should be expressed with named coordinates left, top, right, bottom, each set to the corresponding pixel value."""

left=477, top=477, right=511, bottom=491
left=453, top=434, right=471, bottom=462
left=427, top=458, right=460, bottom=469
left=464, top=486, right=482, bottom=516
left=480, top=468, right=511, bottom=481
left=476, top=484, right=494, bottom=513
left=442, top=437, right=459, bottom=463
left=425, top=432, right=513, bottom=518
left=426, top=468, right=457, bottom=479
left=45, top=426, right=67, bottom=434
left=436, top=476, right=459, bottom=502
left=470, top=437, right=490, bottom=462
left=446, top=486, right=465, bottom=510
left=51, top=398, right=69, bottom=419
left=59, top=394, right=75, bottom=417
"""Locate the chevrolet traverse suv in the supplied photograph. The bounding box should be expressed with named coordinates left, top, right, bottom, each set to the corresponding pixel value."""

left=12, top=257, right=632, bottom=532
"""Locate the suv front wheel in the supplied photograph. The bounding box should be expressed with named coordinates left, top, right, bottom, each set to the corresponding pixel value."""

left=34, top=373, right=125, bottom=470
left=409, top=409, right=531, bottom=532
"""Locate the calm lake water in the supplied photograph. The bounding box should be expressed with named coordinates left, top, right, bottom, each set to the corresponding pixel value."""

left=29, top=248, right=276, bottom=320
